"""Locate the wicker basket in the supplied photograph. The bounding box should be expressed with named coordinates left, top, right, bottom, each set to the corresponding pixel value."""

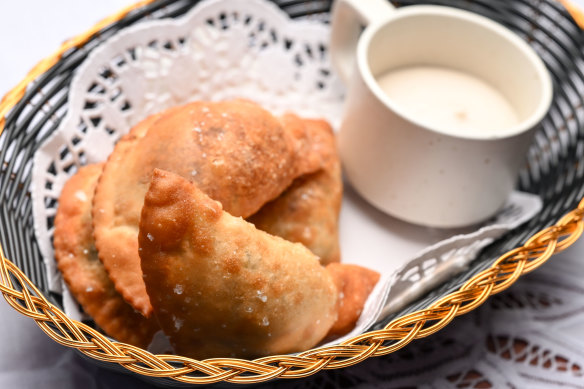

left=0, top=0, right=583, bottom=386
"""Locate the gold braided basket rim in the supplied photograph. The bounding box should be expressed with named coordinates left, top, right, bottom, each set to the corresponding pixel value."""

left=1, top=0, right=583, bottom=385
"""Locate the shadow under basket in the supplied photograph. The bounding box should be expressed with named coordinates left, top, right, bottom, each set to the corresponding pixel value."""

left=1, top=0, right=584, bottom=386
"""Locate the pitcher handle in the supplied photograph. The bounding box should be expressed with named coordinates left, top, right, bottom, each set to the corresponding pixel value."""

left=330, top=0, right=395, bottom=84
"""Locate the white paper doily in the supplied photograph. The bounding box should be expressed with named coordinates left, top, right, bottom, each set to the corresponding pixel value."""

left=31, top=0, right=542, bottom=344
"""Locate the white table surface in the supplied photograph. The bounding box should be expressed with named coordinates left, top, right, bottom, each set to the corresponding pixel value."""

left=1, top=1, right=583, bottom=388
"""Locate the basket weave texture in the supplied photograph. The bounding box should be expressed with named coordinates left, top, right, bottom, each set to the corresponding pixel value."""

left=0, top=0, right=583, bottom=385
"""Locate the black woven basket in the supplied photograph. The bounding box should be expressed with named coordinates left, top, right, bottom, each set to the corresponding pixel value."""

left=0, top=0, right=582, bottom=387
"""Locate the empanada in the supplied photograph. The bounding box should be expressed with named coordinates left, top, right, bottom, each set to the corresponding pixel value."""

left=53, top=164, right=159, bottom=347
left=93, top=100, right=325, bottom=316
left=249, top=117, right=342, bottom=264
left=91, top=112, right=163, bottom=317
left=138, top=169, right=338, bottom=359
left=325, top=263, right=380, bottom=337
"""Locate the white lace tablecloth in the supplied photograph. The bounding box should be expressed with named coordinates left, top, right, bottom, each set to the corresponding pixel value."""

left=1, top=1, right=583, bottom=388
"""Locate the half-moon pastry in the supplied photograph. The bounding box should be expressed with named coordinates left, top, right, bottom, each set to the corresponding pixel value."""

left=325, top=263, right=380, bottom=337
left=90, top=112, right=163, bottom=318
left=53, top=164, right=159, bottom=347
left=93, top=100, right=325, bottom=316
left=138, top=169, right=338, bottom=359
left=249, top=117, right=342, bottom=264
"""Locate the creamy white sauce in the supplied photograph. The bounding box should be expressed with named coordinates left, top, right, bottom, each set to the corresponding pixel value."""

left=376, top=65, right=519, bottom=133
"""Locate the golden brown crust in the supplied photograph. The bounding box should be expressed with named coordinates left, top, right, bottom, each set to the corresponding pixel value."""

left=92, top=113, right=164, bottom=317
left=249, top=118, right=342, bottom=264
left=325, top=263, right=380, bottom=337
left=93, top=100, right=325, bottom=317
left=54, top=164, right=159, bottom=348
left=139, top=169, right=338, bottom=359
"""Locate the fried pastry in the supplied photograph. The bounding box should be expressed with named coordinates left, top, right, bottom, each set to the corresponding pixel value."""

left=138, top=169, right=338, bottom=359
left=249, top=117, right=342, bottom=264
left=53, top=164, right=159, bottom=347
left=93, top=100, right=325, bottom=317
left=91, top=113, right=163, bottom=317
left=325, top=263, right=380, bottom=337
